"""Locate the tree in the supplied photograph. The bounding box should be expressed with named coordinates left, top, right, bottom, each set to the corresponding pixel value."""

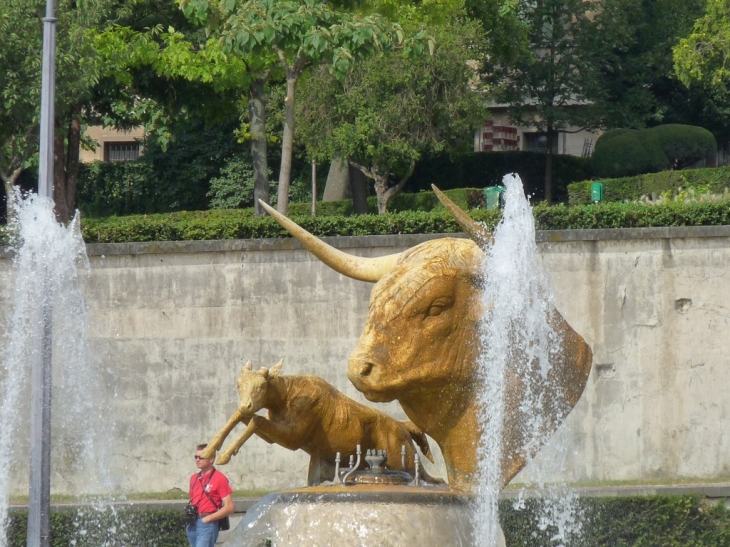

left=483, top=0, right=603, bottom=204
left=179, top=0, right=423, bottom=214
left=673, top=0, right=730, bottom=143
left=0, top=0, right=123, bottom=223
left=589, top=0, right=708, bottom=130
left=297, top=17, right=487, bottom=213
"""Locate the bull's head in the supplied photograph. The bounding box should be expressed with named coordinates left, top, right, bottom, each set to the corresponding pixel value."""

left=235, top=359, right=283, bottom=418
left=259, top=187, right=591, bottom=492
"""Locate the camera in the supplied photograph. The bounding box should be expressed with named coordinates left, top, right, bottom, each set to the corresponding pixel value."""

left=184, top=503, right=198, bottom=526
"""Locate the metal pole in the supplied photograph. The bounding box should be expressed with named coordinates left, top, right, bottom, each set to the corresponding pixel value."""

left=311, top=160, right=316, bottom=216
left=29, top=0, right=56, bottom=545
left=37, top=0, right=56, bottom=200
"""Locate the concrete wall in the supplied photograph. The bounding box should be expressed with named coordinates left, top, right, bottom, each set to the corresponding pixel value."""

left=1, top=227, right=729, bottom=495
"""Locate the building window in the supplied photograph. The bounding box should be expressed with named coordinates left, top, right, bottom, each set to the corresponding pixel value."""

left=104, top=141, right=141, bottom=162
left=481, top=121, right=520, bottom=152
left=523, top=132, right=559, bottom=153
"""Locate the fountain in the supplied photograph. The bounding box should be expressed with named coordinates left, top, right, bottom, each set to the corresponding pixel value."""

left=0, top=193, right=123, bottom=547
left=213, top=174, right=592, bottom=546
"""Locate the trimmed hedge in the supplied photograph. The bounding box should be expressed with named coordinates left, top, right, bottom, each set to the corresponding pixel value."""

left=407, top=151, right=593, bottom=203
left=591, top=125, right=717, bottom=179
left=568, top=166, right=730, bottom=205
left=6, top=495, right=729, bottom=546
left=501, top=495, right=730, bottom=547
left=7, top=508, right=187, bottom=547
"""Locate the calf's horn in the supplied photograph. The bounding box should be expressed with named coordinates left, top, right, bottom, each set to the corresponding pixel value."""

left=259, top=200, right=402, bottom=282
left=431, top=185, right=493, bottom=247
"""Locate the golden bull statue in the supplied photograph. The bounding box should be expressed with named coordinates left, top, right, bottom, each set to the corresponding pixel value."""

left=248, top=186, right=591, bottom=492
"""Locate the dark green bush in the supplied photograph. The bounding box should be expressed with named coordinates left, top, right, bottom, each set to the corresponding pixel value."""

left=591, top=124, right=717, bottom=179
left=7, top=508, right=187, bottom=547
left=77, top=161, right=157, bottom=218
left=407, top=151, right=592, bottom=203
left=568, top=165, right=730, bottom=205
left=591, top=129, right=669, bottom=178
left=649, top=124, right=717, bottom=170
left=500, top=495, right=730, bottom=547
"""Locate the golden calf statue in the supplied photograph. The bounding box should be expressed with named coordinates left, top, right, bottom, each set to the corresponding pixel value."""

left=258, top=187, right=592, bottom=492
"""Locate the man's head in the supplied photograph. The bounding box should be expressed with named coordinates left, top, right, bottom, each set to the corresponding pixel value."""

left=194, top=444, right=215, bottom=472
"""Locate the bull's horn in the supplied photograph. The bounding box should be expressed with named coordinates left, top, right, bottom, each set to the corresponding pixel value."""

left=259, top=200, right=402, bottom=282
left=431, top=185, right=493, bottom=246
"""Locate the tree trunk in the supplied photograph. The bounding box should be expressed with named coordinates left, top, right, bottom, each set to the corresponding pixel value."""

left=249, top=77, right=270, bottom=215
left=322, top=157, right=350, bottom=202
left=374, top=174, right=390, bottom=214
left=1, top=167, right=23, bottom=224
left=348, top=160, right=369, bottom=215
left=277, top=74, right=298, bottom=214
left=53, top=115, right=81, bottom=224
left=544, top=126, right=554, bottom=205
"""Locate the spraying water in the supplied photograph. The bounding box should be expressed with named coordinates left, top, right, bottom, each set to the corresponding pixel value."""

left=474, top=174, right=582, bottom=546
left=0, top=193, right=123, bottom=546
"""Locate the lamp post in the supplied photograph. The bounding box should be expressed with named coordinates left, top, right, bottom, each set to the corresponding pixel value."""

left=28, top=0, right=56, bottom=544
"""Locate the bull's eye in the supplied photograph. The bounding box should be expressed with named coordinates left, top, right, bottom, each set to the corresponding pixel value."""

left=427, top=305, right=443, bottom=317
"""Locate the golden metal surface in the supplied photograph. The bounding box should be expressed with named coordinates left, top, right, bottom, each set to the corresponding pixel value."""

left=203, top=360, right=439, bottom=485
left=260, top=192, right=592, bottom=493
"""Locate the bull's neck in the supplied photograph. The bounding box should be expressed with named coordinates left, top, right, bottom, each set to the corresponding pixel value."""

left=264, top=376, right=290, bottom=412
left=399, top=383, right=480, bottom=491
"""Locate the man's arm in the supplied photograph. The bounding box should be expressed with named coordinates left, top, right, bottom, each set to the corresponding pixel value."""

left=201, top=494, right=235, bottom=523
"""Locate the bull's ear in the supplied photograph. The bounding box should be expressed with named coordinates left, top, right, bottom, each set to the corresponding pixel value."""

left=432, top=185, right=493, bottom=248
left=270, top=358, right=284, bottom=377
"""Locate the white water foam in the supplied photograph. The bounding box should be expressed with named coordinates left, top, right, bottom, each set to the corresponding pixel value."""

left=474, top=174, right=582, bottom=546
left=0, top=193, right=123, bottom=546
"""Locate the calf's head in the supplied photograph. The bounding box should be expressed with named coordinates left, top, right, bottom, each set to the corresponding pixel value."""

left=236, top=359, right=283, bottom=417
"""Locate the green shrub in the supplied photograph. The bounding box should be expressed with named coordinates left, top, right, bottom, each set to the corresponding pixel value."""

left=7, top=508, right=187, bottom=547
left=77, top=161, right=157, bottom=218
left=500, top=495, right=730, bottom=547
left=568, top=165, right=730, bottom=205
left=591, top=124, right=717, bottom=179
left=649, top=124, right=717, bottom=170
left=207, top=154, right=260, bottom=209
left=408, top=151, right=592, bottom=203
left=591, top=129, right=669, bottom=178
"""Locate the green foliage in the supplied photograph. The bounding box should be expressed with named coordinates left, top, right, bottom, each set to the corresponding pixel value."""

left=501, top=495, right=730, bottom=547
left=77, top=161, right=157, bottom=217
left=569, top=165, right=730, bottom=205
left=534, top=200, right=730, bottom=230
left=297, top=16, right=486, bottom=212
left=591, top=129, right=669, bottom=178
left=408, top=151, right=593, bottom=203
left=7, top=508, right=187, bottom=547
left=650, top=124, right=717, bottom=169
left=207, top=153, right=260, bottom=209
left=591, top=125, right=716, bottom=179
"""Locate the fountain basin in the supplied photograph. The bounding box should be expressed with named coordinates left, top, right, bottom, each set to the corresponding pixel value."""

left=224, top=484, right=499, bottom=546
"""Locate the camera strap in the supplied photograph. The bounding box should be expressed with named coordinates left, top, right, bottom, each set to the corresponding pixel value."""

left=192, top=468, right=217, bottom=509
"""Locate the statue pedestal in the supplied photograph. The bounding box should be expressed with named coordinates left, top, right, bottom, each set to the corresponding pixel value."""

left=223, top=485, right=507, bottom=546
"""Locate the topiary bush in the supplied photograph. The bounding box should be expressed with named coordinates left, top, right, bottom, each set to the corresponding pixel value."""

left=591, top=129, right=669, bottom=178
left=649, top=124, right=717, bottom=170
left=591, top=124, right=717, bottom=179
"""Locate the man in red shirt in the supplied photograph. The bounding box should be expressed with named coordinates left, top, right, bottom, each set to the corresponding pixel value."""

left=187, top=443, right=235, bottom=547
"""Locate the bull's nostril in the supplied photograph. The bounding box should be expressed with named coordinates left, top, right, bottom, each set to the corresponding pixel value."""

left=360, top=362, right=374, bottom=377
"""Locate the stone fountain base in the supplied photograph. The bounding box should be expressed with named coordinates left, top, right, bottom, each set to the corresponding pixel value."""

left=223, top=484, right=506, bottom=546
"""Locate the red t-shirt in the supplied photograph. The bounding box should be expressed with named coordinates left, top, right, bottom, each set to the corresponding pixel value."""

left=188, top=469, right=233, bottom=514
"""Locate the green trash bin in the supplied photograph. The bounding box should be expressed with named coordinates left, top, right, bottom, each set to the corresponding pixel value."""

left=484, top=186, right=506, bottom=210
left=590, top=182, right=603, bottom=203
